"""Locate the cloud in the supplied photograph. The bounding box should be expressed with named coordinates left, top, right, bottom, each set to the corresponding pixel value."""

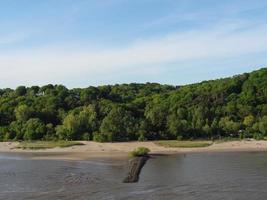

left=1, top=21, right=267, bottom=87
left=142, top=12, right=200, bottom=29
left=143, top=0, right=267, bottom=30
left=0, top=33, right=29, bottom=45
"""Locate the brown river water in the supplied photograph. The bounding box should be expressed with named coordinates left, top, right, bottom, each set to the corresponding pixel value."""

left=1, top=152, right=267, bottom=200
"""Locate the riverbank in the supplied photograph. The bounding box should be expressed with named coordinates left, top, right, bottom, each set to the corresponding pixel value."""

left=1, top=140, right=267, bottom=160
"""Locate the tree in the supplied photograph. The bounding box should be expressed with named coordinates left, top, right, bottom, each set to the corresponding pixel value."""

left=24, top=118, right=46, bottom=140
left=56, top=105, right=98, bottom=140
left=259, top=116, right=267, bottom=135
left=81, top=87, right=99, bottom=103
left=15, top=105, right=32, bottom=122
left=100, top=106, right=136, bottom=141
left=0, top=126, right=9, bottom=141
left=15, top=86, right=27, bottom=96
left=167, top=113, right=188, bottom=139
left=144, top=95, right=168, bottom=133
left=219, top=117, right=241, bottom=136
left=0, top=68, right=265, bottom=141
left=202, top=124, right=212, bottom=138
left=56, top=114, right=80, bottom=140
left=44, top=123, right=55, bottom=140
left=9, top=121, right=24, bottom=140
left=78, top=105, right=98, bottom=135
left=29, top=86, right=40, bottom=95
left=243, top=115, right=255, bottom=127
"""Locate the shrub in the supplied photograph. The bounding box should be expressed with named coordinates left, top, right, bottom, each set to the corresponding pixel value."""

left=253, top=133, right=264, bottom=140
left=176, top=135, right=183, bottom=140
left=138, top=132, right=146, bottom=141
left=129, top=147, right=150, bottom=157
left=0, top=127, right=8, bottom=141
left=82, top=132, right=91, bottom=141
left=93, top=132, right=113, bottom=142
left=239, top=132, right=245, bottom=139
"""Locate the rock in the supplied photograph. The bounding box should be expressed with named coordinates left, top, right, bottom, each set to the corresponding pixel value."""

left=123, top=156, right=149, bottom=183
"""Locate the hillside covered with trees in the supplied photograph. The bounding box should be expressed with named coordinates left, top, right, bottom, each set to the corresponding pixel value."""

left=0, top=68, right=266, bottom=142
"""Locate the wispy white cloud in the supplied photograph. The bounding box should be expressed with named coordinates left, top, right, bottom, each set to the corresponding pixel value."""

left=143, top=0, right=267, bottom=30
left=0, top=33, right=29, bottom=45
left=0, top=21, right=267, bottom=87
left=143, top=12, right=200, bottom=29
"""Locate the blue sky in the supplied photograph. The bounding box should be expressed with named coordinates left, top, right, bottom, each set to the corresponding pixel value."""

left=0, top=0, right=267, bottom=88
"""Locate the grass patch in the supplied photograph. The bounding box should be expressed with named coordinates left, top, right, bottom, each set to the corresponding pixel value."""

left=16, top=141, right=84, bottom=150
left=129, top=147, right=150, bottom=157
left=213, top=138, right=241, bottom=144
left=154, top=140, right=213, bottom=148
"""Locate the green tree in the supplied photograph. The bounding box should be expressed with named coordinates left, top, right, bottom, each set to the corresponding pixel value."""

left=15, top=86, right=27, bottom=96
left=9, top=121, right=24, bottom=140
left=15, top=105, right=32, bottom=122
left=44, top=123, right=55, bottom=140
left=56, top=105, right=98, bottom=140
left=78, top=105, right=98, bottom=135
left=167, top=114, right=188, bottom=139
left=243, top=115, right=255, bottom=127
left=219, top=117, right=241, bottom=136
left=0, top=68, right=265, bottom=142
left=0, top=126, right=9, bottom=141
left=24, top=118, right=46, bottom=140
left=144, top=95, right=168, bottom=134
left=56, top=114, right=80, bottom=140
left=202, top=124, right=212, bottom=138
left=259, top=116, right=267, bottom=135
left=100, top=106, right=136, bottom=141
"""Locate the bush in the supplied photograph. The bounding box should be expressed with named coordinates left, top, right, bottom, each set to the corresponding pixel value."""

left=0, top=135, right=3, bottom=142
left=129, top=147, right=150, bottom=157
left=253, top=133, right=264, bottom=140
left=176, top=135, right=183, bottom=140
left=0, top=127, right=8, bottom=141
left=4, top=132, right=16, bottom=141
left=138, top=132, right=146, bottom=141
left=93, top=132, right=113, bottom=142
left=82, top=132, right=91, bottom=141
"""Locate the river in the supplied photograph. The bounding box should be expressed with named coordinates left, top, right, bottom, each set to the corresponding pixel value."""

left=1, top=152, right=267, bottom=200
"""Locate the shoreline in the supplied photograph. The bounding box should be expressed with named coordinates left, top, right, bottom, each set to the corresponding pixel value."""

left=1, top=140, right=267, bottom=160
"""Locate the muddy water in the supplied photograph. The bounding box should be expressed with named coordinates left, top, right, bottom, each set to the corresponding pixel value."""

left=1, top=152, right=267, bottom=200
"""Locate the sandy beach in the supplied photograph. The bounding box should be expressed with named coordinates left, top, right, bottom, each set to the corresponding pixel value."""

left=1, top=140, right=267, bottom=160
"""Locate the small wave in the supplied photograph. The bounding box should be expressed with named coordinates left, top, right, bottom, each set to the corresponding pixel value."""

left=0, top=154, right=24, bottom=160
left=64, top=172, right=101, bottom=185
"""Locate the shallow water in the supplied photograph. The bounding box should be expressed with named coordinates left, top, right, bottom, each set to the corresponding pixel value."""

left=1, top=152, right=267, bottom=200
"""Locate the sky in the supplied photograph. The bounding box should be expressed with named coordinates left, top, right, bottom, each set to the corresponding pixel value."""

left=0, top=0, right=267, bottom=88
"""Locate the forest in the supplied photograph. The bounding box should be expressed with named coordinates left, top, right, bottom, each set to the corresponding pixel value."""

left=0, top=68, right=266, bottom=142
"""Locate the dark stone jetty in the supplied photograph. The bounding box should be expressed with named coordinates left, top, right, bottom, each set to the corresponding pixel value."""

left=123, top=156, right=149, bottom=183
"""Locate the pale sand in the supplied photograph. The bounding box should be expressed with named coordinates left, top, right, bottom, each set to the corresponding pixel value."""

left=1, top=140, right=267, bottom=160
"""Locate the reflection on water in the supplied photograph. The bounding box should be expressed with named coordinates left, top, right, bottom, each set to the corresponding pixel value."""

left=1, top=152, right=267, bottom=200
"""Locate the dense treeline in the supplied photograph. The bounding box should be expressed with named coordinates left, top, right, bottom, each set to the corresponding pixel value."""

left=0, top=68, right=266, bottom=141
